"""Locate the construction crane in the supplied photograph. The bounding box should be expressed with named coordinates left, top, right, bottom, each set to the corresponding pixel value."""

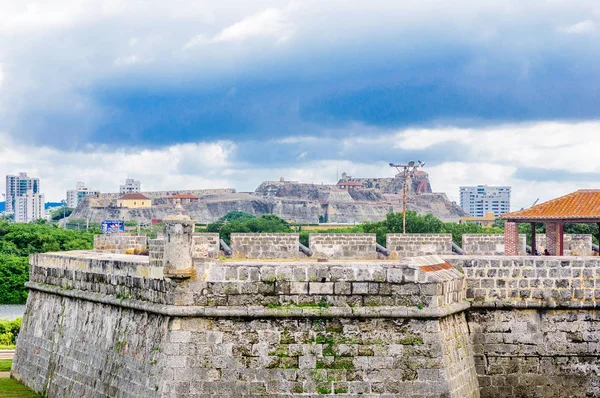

left=520, top=198, right=539, bottom=211
left=389, top=161, right=426, bottom=234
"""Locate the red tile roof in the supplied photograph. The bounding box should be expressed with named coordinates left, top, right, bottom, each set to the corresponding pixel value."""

left=168, top=194, right=199, bottom=199
left=119, top=193, right=150, bottom=200
left=337, top=181, right=363, bottom=187
left=501, top=189, right=600, bottom=221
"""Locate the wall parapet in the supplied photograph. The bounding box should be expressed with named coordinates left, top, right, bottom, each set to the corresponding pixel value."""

left=445, top=255, right=600, bottom=308
left=230, top=233, right=299, bottom=259
left=535, top=234, right=593, bottom=256
left=462, top=234, right=526, bottom=256
left=93, top=233, right=147, bottom=254
left=309, top=233, right=377, bottom=259
left=386, top=233, right=453, bottom=259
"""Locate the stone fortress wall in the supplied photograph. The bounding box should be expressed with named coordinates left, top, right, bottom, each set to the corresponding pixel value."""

left=534, top=234, right=593, bottom=256
left=98, top=188, right=237, bottom=200
left=12, top=230, right=600, bottom=397
left=386, top=234, right=453, bottom=259
left=93, top=233, right=148, bottom=254
left=462, top=234, right=527, bottom=255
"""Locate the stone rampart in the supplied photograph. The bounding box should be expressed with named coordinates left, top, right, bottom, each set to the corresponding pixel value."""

left=445, top=256, right=600, bottom=308
left=309, top=233, right=377, bottom=259
left=99, top=188, right=236, bottom=199
left=192, top=233, right=220, bottom=258
left=443, top=255, right=600, bottom=397
left=93, top=233, right=148, bottom=254
left=149, top=238, right=165, bottom=267
left=14, top=252, right=478, bottom=397
left=386, top=233, right=453, bottom=258
left=230, top=233, right=300, bottom=259
left=534, top=234, right=593, bottom=256
left=16, top=246, right=600, bottom=398
left=462, top=234, right=526, bottom=255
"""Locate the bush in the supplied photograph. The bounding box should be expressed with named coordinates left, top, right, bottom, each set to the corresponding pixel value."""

left=0, top=317, right=21, bottom=346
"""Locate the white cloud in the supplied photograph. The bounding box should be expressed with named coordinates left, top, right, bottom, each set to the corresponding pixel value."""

left=394, top=128, right=472, bottom=150
left=0, top=131, right=236, bottom=201
left=113, top=55, right=140, bottom=66
left=185, top=7, right=294, bottom=48
left=558, top=20, right=596, bottom=34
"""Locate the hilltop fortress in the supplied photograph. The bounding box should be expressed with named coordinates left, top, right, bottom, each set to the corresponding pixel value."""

left=70, top=171, right=466, bottom=224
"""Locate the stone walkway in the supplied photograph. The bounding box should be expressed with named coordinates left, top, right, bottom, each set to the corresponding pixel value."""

left=0, top=372, right=9, bottom=378
left=0, top=350, right=14, bottom=360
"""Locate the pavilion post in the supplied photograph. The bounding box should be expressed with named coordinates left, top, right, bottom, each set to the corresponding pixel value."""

left=559, top=222, right=565, bottom=256
left=546, top=221, right=559, bottom=255
left=531, top=223, right=536, bottom=256
left=597, top=223, right=600, bottom=257
left=504, top=221, right=520, bottom=256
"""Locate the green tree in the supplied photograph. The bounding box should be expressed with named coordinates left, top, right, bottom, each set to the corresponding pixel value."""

left=219, top=211, right=256, bottom=223
left=207, top=213, right=293, bottom=244
left=0, top=221, right=96, bottom=304
left=0, top=255, right=29, bottom=304
left=51, top=207, right=73, bottom=221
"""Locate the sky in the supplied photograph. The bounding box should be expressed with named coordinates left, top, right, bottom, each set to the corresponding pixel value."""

left=1, top=0, right=600, bottom=209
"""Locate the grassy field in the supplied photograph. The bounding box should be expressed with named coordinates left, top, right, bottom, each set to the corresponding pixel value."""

left=0, top=378, right=40, bottom=397
left=0, top=359, right=12, bottom=372
left=0, top=360, right=40, bottom=397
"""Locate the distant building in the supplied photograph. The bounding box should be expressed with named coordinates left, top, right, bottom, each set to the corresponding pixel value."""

left=337, top=181, right=363, bottom=190
left=66, top=182, right=99, bottom=208
left=15, top=190, right=45, bottom=223
left=5, top=172, right=40, bottom=215
left=120, top=178, right=141, bottom=194
left=117, top=193, right=151, bottom=208
left=168, top=194, right=199, bottom=205
left=458, top=211, right=496, bottom=227
left=460, top=185, right=511, bottom=218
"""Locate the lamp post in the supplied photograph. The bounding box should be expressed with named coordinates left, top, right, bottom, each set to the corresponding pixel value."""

left=389, top=160, right=426, bottom=234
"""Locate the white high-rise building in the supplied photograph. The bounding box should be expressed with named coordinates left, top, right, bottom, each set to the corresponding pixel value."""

left=120, top=178, right=141, bottom=194
left=15, top=190, right=45, bottom=223
left=66, top=182, right=99, bottom=208
left=459, top=185, right=511, bottom=218
left=5, top=172, right=40, bottom=215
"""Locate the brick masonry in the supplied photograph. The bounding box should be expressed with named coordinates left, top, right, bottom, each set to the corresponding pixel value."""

left=309, top=234, right=377, bottom=259
left=546, top=222, right=559, bottom=255
left=462, top=233, right=526, bottom=256
left=230, top=233, right=300, bottom=259
left=386, top=233, right=453, bottom=259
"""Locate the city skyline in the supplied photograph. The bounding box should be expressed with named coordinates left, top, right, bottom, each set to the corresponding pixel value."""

left=1, top=2, right=600, bottom=207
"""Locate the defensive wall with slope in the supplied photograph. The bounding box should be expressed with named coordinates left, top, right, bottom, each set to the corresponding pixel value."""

left=12, top=229, right=600, bottom=397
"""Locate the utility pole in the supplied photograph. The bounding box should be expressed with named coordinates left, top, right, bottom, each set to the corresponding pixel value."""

left=389, top=160, right=426, bottom=234
left=61, top=199, right=66, bottom=228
